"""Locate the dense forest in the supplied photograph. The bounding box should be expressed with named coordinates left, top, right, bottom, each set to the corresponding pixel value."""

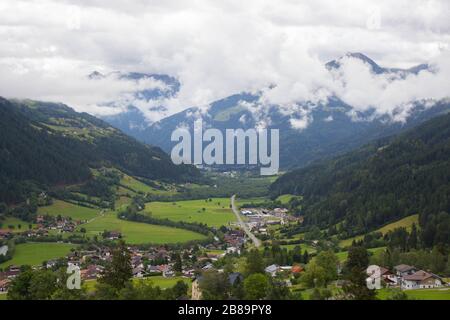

left=270, top=112, right=450, bottom=248
left=0, top=97, right=199, bottom=204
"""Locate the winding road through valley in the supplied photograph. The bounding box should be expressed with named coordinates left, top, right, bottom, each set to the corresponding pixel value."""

left=231, top=195, right=261, bottom=248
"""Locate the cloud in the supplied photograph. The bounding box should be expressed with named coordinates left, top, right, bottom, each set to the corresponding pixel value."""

left=0, top=0, right=449, bottom=125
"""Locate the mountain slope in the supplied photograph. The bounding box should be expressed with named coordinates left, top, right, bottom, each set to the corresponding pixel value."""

left=100, top=72, right=180, bottom=140
left=0, top=97, right=199, bottom=203
left=325, top=52, right=429, bottom=76
left=269, top=112, right=450, bottom=247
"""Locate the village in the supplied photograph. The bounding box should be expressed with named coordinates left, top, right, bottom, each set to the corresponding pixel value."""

left=0, top=204, right=449, bottom=299
left=0, top=222, right=249, bottom=295
left=238, top=207, right=300, bottom=236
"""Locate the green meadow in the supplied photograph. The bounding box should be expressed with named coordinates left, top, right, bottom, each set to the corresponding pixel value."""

left=336, top=247, right=387, bottom=263
left=79, top=212, right=206, bottom=244
left=84, top=276, right=192, bottom=292
left=339, top=214, right=419, bottom=248
left=0, top=242, right=77, bottom=269
left=276, top=194, right=298, bottom=205
left=38, top=200, right=100, bottom=221
left=278, top=243, right=317, bottom=253
left=120, top=174, right=178, bottom=196
left=144, top=198, right=236, bottom=228
left=0, top=216, right=35, bottom=233
left=377, top=288, right=450, bottom=300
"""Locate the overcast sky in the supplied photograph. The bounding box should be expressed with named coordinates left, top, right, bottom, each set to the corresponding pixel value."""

left=0, top=0, right=449, bottom=124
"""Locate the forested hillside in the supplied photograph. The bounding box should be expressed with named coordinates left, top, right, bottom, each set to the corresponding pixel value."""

left=270, top=112, right=450, bottom=248
left=0, top=97, right=199, bottom=204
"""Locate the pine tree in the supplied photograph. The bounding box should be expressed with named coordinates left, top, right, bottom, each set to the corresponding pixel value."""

left=99, top=241, right=132, bottom=290
left=343, top=246, right=376, bottom=300
left=408, top=223, right=418, bottom=250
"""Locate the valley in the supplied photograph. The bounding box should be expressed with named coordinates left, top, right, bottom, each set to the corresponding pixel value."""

left=0, top=95, right=449, bottom=301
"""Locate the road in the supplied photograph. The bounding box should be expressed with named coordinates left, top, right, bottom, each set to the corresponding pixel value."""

left=230, top=195, right=261, bottom=248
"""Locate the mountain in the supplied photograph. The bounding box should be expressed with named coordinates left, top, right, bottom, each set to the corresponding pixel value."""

left=325, top=52, right=430, bottom=76
left=269, top=112, right=450, bottom=247
left=99, top=72, right=180, bottom=140
left=102, top=53, right=447, bottom=170
left=0, top=97, right=199, bottom=204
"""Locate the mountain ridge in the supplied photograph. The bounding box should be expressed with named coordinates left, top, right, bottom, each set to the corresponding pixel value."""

left=100, top=53, right=446, bottom=170
left=0, top=97, right=199, bottom=204
left=269, top=111, right=450, bottom=247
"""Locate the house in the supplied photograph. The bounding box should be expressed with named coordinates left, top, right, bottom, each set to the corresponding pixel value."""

left=0, top=278, right=10, bottom=292
left=265, top=264, right=279, bottom=277
left=401, top=270, right=444, bottom=290
left=182, top=269, right=195, bottom=278
left=131, top=255, right=143, bottom=268
left=8, top=265, right=20, bottom=273
left=0, top=267, right=21, bottom=280
left=0, top=230, right=12, bottom=240
left=147, top=265, right=161, bottom=274
left=291, top=265, right=304, bottom=274
left=46, top=259, right=59, bottom=269
left=108, top=231, right=122, bottom=240
left=394, top=264, right=417, bottom=277
left=68, top=261, right=80, bottom=268
left=366, top=265, right=397, bottom=289
left=133, top=266, right=145, bottom=278
left=158, top=265, right=174, bottom=277
left=226, top=246, right=240, bottom=255
left=202, top=263, right=214, bottom=271
left=81, top=265, right=103, bottom=280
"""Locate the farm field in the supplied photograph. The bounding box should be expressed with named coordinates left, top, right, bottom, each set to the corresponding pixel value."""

left=0, top=242, right=77, bottom=269
left=38, top=200, right=100, bottom=221
left=377, top=288, right=450, bottom=300
left=79, top=212, right=206, bottom=244
left=339, top=214, right=419, bottom=248
left=144, top=198, right=236, bottom=228
left=235, top=197, right=268, bottom=207
left=0, top=216, right=35, bottom=233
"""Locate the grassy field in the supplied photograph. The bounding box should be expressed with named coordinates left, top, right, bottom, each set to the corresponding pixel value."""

left=0, top=216, right=35, bottom=233
left=236, top=197, right=268, bottom=207
left=377, top=288, right=450, bottom=300
left=0, top=242, right=76, bottom=269
left=279, top=243, right=317, bottom=253
left=336, top=247, right=387, bottom=263
left=80, top=212, right=206, bottom=244
left=38, top=200, right=100, bottom=221
left=276, top=194, right=298, bottom=205
left=135, top=276, right=192, bottom=289
left=0, top=293, right=6, bottom=300
left=84, top=276, right=192, bottom=292
left=120, top=174, right=178, bottom=196
left=144, top=198, right=236, bottom=228
left=339, top=214, right=419, bottom=248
